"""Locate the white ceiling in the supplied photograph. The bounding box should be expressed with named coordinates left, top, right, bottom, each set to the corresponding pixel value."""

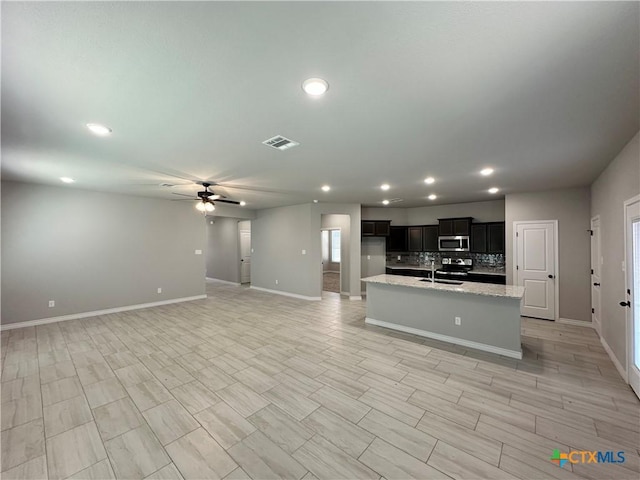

left=2, top=1, right=638, bottom=209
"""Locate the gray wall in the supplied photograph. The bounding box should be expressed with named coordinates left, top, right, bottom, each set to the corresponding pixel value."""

left=206, top=204, right=256, bottom=220
left=1, top=181, right=206, bottom=325
left=206, top=217, right=243, bottom=284
left=361, top=207, right=408, bottom=225
left=361, top=237, right=386, bottom=293
left=251, top=203, right=318, bottom=298
left=591, top=131, right=640, bottom=368
left=505, top=187, right=591, bottom=322
left=246, top=203, right=363, bottom=299
left=362, top=199, right=505, bottom=225
left=322, top=214, right=350, bottom=292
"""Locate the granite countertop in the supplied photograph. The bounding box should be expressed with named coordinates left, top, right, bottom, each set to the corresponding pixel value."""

left=385, top=264, right=506, bottom=276
left=362, top=274, right=524, bottom=299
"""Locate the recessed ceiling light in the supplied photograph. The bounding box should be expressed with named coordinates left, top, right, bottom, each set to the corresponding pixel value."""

left=480, top=168, right=494, bottom=176
left=321, top=185, right=331, bottom=192
left=302, top=78, right=329, bottom=96
left=424, top=177, right=435, bottom=184
left=488, top=187, right=499, bottom=194
left=380, top=184, right=390, bottom=191
left=239, top=201, right=246, bottom=206
left=86, top=123, right=112, bottom=136
left=60, top=177, right=75, bottom=183
left=382, top=200, right=390, bottom=205
left=428, top=194, right=437, bottom=200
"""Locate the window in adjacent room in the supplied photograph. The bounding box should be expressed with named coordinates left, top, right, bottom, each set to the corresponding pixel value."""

left=331, top=230, right=341, bottom=263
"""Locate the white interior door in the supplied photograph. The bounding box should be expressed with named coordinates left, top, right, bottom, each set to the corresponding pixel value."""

left=239, top=229, right=251, bottom=284
left=515, top=221, right=557, bottom=320
left=591, top=216, right=602, bottom=333
left=625, top=196, right=640, bottom=399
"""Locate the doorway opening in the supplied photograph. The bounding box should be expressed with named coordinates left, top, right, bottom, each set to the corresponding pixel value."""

left=322, top=228, right=341, bottom=294
left=591, top=216, right=602, bottom=334
left=624, top=195, right=640, bottom=398
left=239, top=220, right=251, bottom=285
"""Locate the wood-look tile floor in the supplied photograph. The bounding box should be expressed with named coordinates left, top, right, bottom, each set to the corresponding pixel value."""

left=2, top=281, right=639, bottom=479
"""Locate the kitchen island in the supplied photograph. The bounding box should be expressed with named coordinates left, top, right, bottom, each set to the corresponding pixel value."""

left=361, top=274, right=525, bottom=359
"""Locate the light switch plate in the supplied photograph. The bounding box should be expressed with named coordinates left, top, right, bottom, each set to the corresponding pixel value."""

left=367, top=255, right=371, bottom=260
left=195, top=249, right=202, bottom=255
left=302, top=249, right=306, bottom=255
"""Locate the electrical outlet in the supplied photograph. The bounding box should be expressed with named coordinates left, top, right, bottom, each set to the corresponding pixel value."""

left=302, top=249, right=306, bottom=255
left=251, top=248, right=254, bottom=253
left=195, top=249, right=202, bottom=255
left=157, top=288, right=162, bottom=294
left=48, top=300, right=55, bottom=308
left=455, top=316, right=461, bottom=326
left=275, top=279, right=279, bottom=285
left=367, top=255, right=371, bottom=260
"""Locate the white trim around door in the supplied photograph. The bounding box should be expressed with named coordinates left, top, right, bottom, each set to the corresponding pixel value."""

left=513, top=220, right=560, bottom=321
left=591, top=215, right=602, bottom=335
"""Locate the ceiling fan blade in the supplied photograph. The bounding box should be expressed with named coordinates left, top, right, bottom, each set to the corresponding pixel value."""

left=208, top=194, right=222, bottom=200
left=215, top=199, right=241, bottom=205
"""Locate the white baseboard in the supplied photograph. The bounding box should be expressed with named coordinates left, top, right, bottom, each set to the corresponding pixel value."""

left=0, top=295, right=208, bottom=331
left=206, top=277, right=241, bottom=286
left=250, top=286, right=321, bottom=301
left=365, top=317, right=523, bottom=359
left=600, top=334, right=628, bottom=382
left=349, top=296, right=363, bottom=301
left=558, top=317, right=594, bottom=328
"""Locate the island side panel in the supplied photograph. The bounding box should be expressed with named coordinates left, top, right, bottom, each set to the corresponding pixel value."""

left=365, top=282, right=522, bottom=358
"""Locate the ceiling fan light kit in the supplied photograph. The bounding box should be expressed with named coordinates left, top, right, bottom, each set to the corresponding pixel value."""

left=173, top=181, right=241, bottom=213
left=195, top=199, right=215, bottom=212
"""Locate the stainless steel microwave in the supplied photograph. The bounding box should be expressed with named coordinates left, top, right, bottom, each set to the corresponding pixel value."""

left=438, top=236, right=470, bottom=252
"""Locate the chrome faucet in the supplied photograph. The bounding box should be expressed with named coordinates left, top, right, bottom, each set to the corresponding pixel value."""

left=431, top=260, right=435, bottom=283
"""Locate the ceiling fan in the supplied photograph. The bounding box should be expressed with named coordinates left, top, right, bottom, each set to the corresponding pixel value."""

left=172, top=182, right=241, bottom=212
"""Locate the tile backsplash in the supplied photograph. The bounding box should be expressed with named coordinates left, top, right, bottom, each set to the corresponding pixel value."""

left=386, top=251, right=505, bottom=272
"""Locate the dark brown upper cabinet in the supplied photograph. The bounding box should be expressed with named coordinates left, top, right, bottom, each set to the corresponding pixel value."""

left=387, top=226, right=407, bottom=252
left=487, top=222, right=505, bottom=253
left=438, top=217, right=472, bottom=236
left=362, top=221, right=390, bottom=237
left=470, top=221, right=505, bottom=253
left=407, top=227, right=423, bottom=252
left=422, top=225, right=439, bottom=251
left=375, top=221, right=391, bottom=236
left=470, top=224, right=487, bottom=253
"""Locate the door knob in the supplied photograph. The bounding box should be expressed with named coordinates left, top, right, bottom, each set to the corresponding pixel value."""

left=548, top=274, right=555, bottom=279
left=593, top=282, right=600, bottom=286
left=619, top=301, right=631, bottom=308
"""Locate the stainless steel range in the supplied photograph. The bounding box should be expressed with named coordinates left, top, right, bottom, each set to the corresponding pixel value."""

left=436, top=258, right=472, bottom=280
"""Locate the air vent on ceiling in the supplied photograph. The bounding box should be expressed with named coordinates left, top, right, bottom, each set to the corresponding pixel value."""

left=262, top=135, right=300, bottom=150
left=388, top=198, right=404, bottom=204
left=159, top=183, right=176, bottom=187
